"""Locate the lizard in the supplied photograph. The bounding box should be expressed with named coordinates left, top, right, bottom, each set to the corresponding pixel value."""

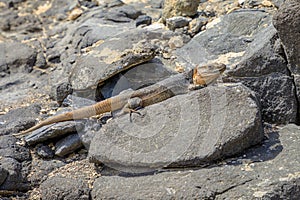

left=13, top=63, right=226, bottom=138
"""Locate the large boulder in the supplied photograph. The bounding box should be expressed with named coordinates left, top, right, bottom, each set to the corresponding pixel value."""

left=91, top=124, right=300, bottom=199
left=273, top=0, right=300, bottom=121
left=88, top=84, right=263, bottom=172
left=273, top=0, right=300, bottom=73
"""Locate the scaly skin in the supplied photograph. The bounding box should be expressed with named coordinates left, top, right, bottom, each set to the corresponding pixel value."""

left=13, top=63, right=226, bottom=137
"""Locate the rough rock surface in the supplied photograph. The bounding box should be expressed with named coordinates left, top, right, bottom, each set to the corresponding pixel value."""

left=0, top=42, right=37, bottom=75
left=0, top=135, right=31, bottom=191
left=39, top=176, right=90, bottom=200
left=28, top=159, right=65, bottom=186
left=36, top=159, right=97, bottom=200
left=224, top=24, right=297, bottom=124
left=0, top=157, right=30, bottom=191
left=273, top=0, right=300, bottom=118
left=91, top=124, right=300, bottom=199
left=227, top=73, right=297, bottom=124
left=0, top=104, right=41, bottom=136
left=273, top=0, right=300, bottom=72
left=0, top=135, right=30, bottom=162
left=0, top=166, right=8, bottom=186
left=89, top=84, right=263, bottom=172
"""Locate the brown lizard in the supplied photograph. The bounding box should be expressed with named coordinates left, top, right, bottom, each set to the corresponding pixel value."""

left=13, top=63, right=226, bottom=137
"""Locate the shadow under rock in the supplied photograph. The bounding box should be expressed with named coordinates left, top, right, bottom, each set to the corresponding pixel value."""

left=226, top=129, right=283, bottom=166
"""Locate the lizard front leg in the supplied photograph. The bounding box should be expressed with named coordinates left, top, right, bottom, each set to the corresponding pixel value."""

left=113, top=97, right=143, bottom=121
left=122, top=97, right=143, bottom=121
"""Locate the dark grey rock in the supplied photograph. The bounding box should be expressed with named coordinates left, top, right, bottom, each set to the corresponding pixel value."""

left=28, top=159, right=65, bottom=186
left=216, top=124, right=300, bottom=199
left=40, top=176, right=90, bottom=200
left=89, top=84, right=263, bottom=172
left=36, top=144, right=54, bottom=159
left=69, top=29, right=158, bottom=93
left=0, top=104, right=41, bottom=136
left=92, top=165, right=252, bottom=199
left=99, top=60, right=175, bottom=99
left=176, top=10, right=296, bottom=124
left=166, top=16, right=191, bottom=30
left=223, top=24, right=296, bottom=124
left=0, top=8, right=42, bottom=34
left=50, top=82, right=73, bottom=105
left=79, top=119, right=103, bottom=150
left=136, top=15, right=152, bottom=27
left=24, top=121, right=84, bottom=145
left=0, top=166, right=8, bottom=186
left=227, top=25, right=289, bottom=77
left=106, top=5, right=142, bottom=22
left=32, top=42, right=47, bottom=69
left=0, top=157, right=29, bottom=191
left=273, top=0, right=300, bottom=73
left=69, top=13, right=135, bottom=50
left=69, top=28, right=188, bottom=97
left=273, top=0, right=300, bottom=122
left=0, top=135, right=30, bottom=162
left=0, top=42, right=37, bottom=75
left=55, top=133, right=83, bottom=157
left=225, top=73, right=297, bottom=124
left=91, top=124, right=300, bottom=199
left=175, top=10, right=272, bottom=68
left=78, top=0, right=98, bottom=8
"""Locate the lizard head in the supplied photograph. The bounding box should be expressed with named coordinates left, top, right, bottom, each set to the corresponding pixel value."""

left=192, top=63, right=226, bottom=86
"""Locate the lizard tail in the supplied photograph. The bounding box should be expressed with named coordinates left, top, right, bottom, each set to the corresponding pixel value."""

left=13, top=99, right=112, bottom=138
left=12, top=111, right=75, bottom=137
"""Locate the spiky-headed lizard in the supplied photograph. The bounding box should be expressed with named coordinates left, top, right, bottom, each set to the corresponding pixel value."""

left=13, top=63, right=226, bottom=137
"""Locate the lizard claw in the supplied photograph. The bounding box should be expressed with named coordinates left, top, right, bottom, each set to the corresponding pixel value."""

left=129, top=109, right=142, bottom=122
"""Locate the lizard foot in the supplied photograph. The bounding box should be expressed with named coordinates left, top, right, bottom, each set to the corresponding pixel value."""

left=129, top=108, right=143, bottom=122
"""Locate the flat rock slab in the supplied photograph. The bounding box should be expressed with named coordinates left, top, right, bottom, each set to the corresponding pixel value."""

left=69, top=29, right=157, bottom=92
left=88, top=84, right=263, bottom=172
left=91, top=124, right=300, bottom=199
left=24, top=121, right=84, bottom=145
